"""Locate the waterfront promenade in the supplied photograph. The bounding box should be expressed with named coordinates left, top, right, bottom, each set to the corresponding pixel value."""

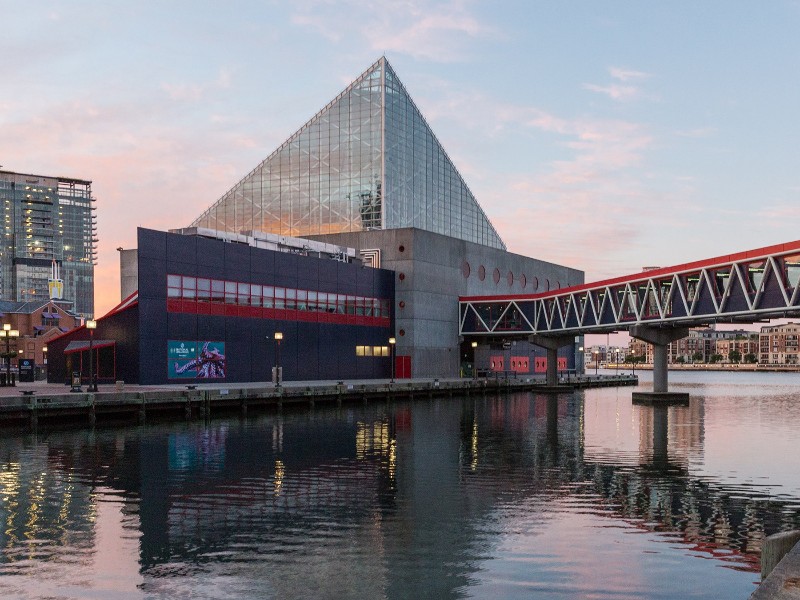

left=0, top=373, right=638, bottom=428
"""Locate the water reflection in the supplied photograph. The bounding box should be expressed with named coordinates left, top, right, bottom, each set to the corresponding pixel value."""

left=0, top=382, right=799, bottom=598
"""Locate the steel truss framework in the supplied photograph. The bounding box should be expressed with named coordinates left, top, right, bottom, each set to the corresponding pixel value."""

left=460, top=240, right=800, bottom=337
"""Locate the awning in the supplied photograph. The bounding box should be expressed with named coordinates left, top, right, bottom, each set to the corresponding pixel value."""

left=64, top=340, right=116, bottom=354
left=33, top=325, right=47, bottom=331
left=43, top=312, right=61, bottom=319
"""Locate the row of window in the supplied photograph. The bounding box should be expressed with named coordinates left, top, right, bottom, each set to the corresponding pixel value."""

left=355, top=345, right=390, bottom=357
left=167, top=275, right=391, bottom=317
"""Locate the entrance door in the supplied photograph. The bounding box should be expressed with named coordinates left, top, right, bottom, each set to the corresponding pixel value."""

left=395, top=355, right=412, bottom=379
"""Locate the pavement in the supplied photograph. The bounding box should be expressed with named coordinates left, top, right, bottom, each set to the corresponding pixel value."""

left=0, top=376, right=477, bottom=398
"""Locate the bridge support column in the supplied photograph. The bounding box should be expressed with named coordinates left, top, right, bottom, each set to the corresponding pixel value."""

left=530, top=334, right=575, bottom=387
left=630, top=325, right=690, bottom=403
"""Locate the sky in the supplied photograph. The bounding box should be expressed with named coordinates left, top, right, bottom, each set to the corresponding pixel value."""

left=2, top=1, right=800, bottom=318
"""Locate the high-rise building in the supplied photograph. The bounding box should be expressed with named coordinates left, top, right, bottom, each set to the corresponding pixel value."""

left=0, top=169, right=97, bottom=318
left=192, top=57, right=505, bottom=250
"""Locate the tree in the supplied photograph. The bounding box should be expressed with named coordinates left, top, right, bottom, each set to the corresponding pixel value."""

left=675, top=356, right=686, bottom=364
left=745, top=353, right=758, bottom=364
left=709, top=353, right=723, bottom=363
left=692, top=351, right=704, bottom=363
left=729, top=350, right=742, bottom=363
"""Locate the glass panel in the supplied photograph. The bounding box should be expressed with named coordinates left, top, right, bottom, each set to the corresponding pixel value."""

left=168, top=274, right=181, bottom=288
left=211, top=279, right=225, bottom=303
left=263, top=285, right=274, bottom=308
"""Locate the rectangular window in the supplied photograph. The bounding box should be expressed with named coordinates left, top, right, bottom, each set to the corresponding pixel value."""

left=286, top=288, right=297, bottom=310
left=250, top=284, right=262, bottom=307
left=211, top=279, right=224, bottom=303
left=274, top=287, right=285, bottom=309
left=225, top=281, right=237, bottom=304
left=197, top=278, right=211, bottom=302
left=238, top=282, right=249, bottom=305
left=356, top=346, right=365, bottom=356
left=263, top=286, right=274, bottom=308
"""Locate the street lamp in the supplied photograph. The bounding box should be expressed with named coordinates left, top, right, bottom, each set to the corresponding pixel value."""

left=593, top=350, right=599, bottom=375
left=389, top=337, right=396, bottom=383
left=0, top=324, right=20, bottom=386
left=274, top=331, right=283, bottom=388
left=86, top=319, right=98, bottom=392
left=471, top=341, right=478, bottom=380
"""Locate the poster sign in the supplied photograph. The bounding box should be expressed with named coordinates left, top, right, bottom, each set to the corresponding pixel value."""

left=168, top=340, right=226, bottom=379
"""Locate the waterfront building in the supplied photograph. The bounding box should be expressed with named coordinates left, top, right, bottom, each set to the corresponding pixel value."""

left=715, top=334, right=759, bottom=363
left=759, top=322, right=800, bottom=365
left=47, top=227, right=394, bottom=385
left=0, top=299, right=81, bottom=373
left=630, top=327, right=761, bottom=365
left=189, top=57, right=583, bottom=377
left=48, top=58, right=582, bottom=384
left=0, top=169, right=96, bottom=318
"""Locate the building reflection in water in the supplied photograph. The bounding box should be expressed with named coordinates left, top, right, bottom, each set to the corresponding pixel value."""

left=0, top=389, right=798, bottom=598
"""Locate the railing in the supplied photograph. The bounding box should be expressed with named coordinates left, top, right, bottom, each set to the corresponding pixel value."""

left=461, top=239, right=800, bottom=336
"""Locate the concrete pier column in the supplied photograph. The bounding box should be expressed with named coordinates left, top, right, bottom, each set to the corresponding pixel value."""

left=630, top=325, right=689, bottom=403
left=652, top=343, right=669, bottom=393
left=530, top=334, right=575, bottom=387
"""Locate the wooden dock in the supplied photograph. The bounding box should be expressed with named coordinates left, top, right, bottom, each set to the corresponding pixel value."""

left=0, top=374, right=638, bottom=429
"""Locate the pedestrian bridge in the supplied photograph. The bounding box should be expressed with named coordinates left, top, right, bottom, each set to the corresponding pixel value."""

left=459, top=239, right=800, bottom=395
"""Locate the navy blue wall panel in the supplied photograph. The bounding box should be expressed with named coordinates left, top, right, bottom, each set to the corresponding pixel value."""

left=167, top=234, right=197, bottom=266
left=129, top=228, right=394, bottom=384
left=138, top=229, right=167, bottom=260
left=197, top=236, right=225, bottom=271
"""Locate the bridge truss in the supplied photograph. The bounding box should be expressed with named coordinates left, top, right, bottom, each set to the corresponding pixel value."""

left=460, top=240, right=800, bottom=337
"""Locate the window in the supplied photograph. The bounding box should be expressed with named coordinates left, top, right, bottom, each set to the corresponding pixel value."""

left=225, top=281, right=237, bottom=304
left=263, top=286, right=274, bottom=308
left=198, top=278, right=211, bottom=302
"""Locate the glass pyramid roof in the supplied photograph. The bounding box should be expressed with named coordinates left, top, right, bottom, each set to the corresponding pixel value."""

left=191, top=57, right=506, bottom=250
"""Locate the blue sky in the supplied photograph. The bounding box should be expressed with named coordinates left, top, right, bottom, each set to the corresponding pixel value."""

left=2, top=1, right=799, bottom=315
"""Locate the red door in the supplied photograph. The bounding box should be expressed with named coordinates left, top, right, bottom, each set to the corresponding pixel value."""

left=395, top=355, right=412, bottom=379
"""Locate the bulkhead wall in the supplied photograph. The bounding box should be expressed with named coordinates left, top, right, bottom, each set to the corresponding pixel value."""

left=308, top=228, right=584, bottom=378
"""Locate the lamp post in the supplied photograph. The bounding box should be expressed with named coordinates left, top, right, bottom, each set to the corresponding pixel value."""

left=471, top=341, right=478, bottom=380
left=0, top=324, right=20, bottom=386
left=593, top=350, right=598, bottom=375
left=389, top=337, right=396, bottom=383
left=86, top=319, right=97, bottom=392
left=274, top=331, right=283, bottom=388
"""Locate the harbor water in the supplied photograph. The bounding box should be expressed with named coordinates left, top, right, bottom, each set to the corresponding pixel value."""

left=1, top=370, right=799, bottom=599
